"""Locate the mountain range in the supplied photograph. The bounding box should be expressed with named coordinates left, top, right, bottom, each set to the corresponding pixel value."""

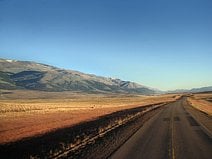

left=0, top=58, right=158, bottom=94
left=167, top=86, right=212, bottom=94
left=1, top=58, right=211, bottom=94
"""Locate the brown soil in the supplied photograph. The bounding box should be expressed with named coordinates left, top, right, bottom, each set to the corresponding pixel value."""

left=0, top=102, right=166, bottom=159
left=0, top=90, right=181, bottom=144
left=187, top=93, right=212, bottom=115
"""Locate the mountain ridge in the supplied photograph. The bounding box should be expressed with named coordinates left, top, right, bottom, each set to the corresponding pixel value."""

left=167, top=86, right=212, bottom=94
left=1, top=58, right=211, bottom=94
left=0, top=58, right=157, bottom=94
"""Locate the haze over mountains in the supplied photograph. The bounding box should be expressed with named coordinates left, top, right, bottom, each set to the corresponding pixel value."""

left=0, top=58, right=211, bottom=94
left=167, top=86, right=212, bottom=94
left=0, top=58, right=157, bottom=94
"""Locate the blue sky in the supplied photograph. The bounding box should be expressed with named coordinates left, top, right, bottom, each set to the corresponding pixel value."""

left=0, top=0, right=212, bottom=90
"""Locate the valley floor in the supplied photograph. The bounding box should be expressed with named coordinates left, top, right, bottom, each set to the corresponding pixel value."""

left=0, top=90, right=180, bottom=144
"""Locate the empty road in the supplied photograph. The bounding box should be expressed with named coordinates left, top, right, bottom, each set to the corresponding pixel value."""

left=110, top=97, right=212, bottom=159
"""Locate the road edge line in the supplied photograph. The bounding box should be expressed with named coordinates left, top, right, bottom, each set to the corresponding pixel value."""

left=185, top=101, right=212, bottom=139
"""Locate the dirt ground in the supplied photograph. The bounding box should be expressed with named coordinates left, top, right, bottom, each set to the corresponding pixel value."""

left=0, top=90, right=181, bottom=144
left=187, top=93, right=212, bottom=115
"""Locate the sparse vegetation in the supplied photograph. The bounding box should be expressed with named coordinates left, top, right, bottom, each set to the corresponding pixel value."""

left=187, top=93, right=212, bottom=115
left=0, top=98, right=168, bottom=159
left=0, top=90, right=181, bottom=144
left=0, top=89, right=182, bottom=158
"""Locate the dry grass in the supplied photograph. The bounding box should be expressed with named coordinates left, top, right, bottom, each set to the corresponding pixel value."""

left=187, top=93, right=212, bottom=115
left=0, top=90, right=181, bottom=144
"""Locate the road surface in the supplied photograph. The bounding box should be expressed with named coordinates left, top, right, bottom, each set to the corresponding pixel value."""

left=110, top=97, right=212, bottom=159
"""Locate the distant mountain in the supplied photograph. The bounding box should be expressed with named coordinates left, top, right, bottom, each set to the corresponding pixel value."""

left=190, top=86, right=212, bottom=93
left=0, top=58, right=157, bottom=95
left=167, top=86, right=212, bottom=93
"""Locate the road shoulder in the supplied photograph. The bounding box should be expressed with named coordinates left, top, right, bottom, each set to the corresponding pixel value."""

left=184, top=98, right=212, bottom=139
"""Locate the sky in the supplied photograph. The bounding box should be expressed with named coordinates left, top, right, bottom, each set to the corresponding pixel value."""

left=0, top=0, right=212, bottom=90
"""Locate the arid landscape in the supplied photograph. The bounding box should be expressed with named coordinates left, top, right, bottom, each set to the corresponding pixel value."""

left=0, top=90, right=181, bottom=144
left=1, top=0, right=212, bottom=158
left=187, top=92, right=212, bottom=115
left=0, top=59, right=212, bottom=158
left=0, top=89, right=183, bottom=158
left=1, top=89, right=212, bottom=158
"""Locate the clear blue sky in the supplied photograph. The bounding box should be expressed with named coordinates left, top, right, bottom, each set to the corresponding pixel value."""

left=0, top=0, right=212, bottom=90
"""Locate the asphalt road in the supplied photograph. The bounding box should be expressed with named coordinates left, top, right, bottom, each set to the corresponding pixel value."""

left=110, top=97, right=212, bottom=159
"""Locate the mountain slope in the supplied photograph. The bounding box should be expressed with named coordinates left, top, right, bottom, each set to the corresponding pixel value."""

left=167, top=86, right=212, bottom=93
left=0, top=58, right=157, bottom=94
left=190, top=86, right=212, bottom=93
